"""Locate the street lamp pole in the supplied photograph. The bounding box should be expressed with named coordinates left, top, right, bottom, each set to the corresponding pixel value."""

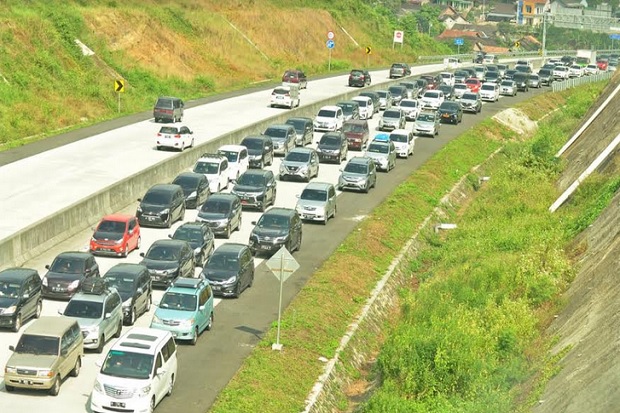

left=542, top=12, right=547, bottom=61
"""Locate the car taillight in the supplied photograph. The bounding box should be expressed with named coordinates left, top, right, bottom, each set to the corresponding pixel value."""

left=157, top=133, right=162, bottom=137
left=285, top=93, right=290, bottom=97
left=174, top=134, right=181, bottom=139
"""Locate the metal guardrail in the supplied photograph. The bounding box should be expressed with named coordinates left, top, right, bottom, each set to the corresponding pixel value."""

left=551, top=71, right=614, bottom=92
left=417, top=49, right=620, bottom=63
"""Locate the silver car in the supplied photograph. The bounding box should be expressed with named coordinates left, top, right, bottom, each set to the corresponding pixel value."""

left=413, top=111, right=441, bottom=137
left=295, top=182, right=337, bottom=225
left=263, top=124, right=296, bottom=156
left=279, top=147, right=320, bottom=182
left=378, top=108, right=406, bottom=131
left=338, top=156, right=377, bottom=193
left=60, top=287, right=123, bottom=353
left=363, top=137, right=396, bottom=172
left=376, top=90, right=393, bottom=110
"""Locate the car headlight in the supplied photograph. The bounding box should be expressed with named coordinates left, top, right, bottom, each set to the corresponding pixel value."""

left=274, top=235, right=288, bottom=242
left=160, top=208, right=170, bottom=215
left=137, top=206, right=142, bottom=213
left=316, top=148, right=322, bottom=152
left=42, top=277, right=48, bottom=286
left=194, top=247, right=202, bottom=254
left=94, top=380, right=103, bottom=393
left=138, top=384, right=151, bottom=397
left=179, top=318, right=195, bottom=328
left=298, top=165, right=308, bottom=172
left=224, top=276, right=237, bottom=284
left=86, top=324, right=100, bottom=334
left=114, top=238, right=123, bottom=244
left=122, top=298, right=132, bottom=309
left=188, top=191, right=197, bottom=199
left=5, top=366, right=17, bottom=374
left=68, top=280, right=80, bottom=291
left=1, top=305, right=17, bottom=315
left=38, top=369, right=54, bottom=378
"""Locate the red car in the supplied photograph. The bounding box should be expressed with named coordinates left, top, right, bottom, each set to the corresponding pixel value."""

left=282, top=69, right=308, bottom=89
left=596, top=59, right=608, bottom=71
left=342, top=119, right=370, bottom=150
left=89, top=214, right=141, bottom=257
left=465, top=78, right=482, bottom=93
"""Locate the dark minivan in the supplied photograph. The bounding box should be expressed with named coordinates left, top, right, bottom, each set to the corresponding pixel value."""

left=200, top=243, right=255, bottom=298
left=513, top=73, right=530, bottom=92
left=240, top=135, right=274, bottom=169
left=153, top=96, right=184, bottom=123
left=316, top=132, right=348, bottom=164
left=249, top=207, right=303, bottom=256
left=103, top=263, right=152, bottom=325
left=172, top=172, right=210, bottom=209
left=0, top=268, right=43, bottom=332
left=137, top=184, right=186, bottom=228
left=42, top=252, right=100, bottom=300
left=140, top=239, right=196, bottom=288
left=196, top=193, right=243, bottom=239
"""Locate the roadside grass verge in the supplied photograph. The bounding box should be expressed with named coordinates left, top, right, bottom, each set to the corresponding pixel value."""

left=358, top=82, right=610, bottom=413
left=210, top=82, right=608, bottom=413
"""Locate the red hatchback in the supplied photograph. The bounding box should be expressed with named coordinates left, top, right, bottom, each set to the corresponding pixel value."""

left=465, top=78, right=482, bottom=93
left=282, top=69, right=308, bottom=89
left=90, top=214, right=141, bottom=257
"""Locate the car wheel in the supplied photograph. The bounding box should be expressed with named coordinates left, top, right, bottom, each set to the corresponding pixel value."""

left=49, top=375, right=61, bottom=396
left=190, top=138, right=194, bottom=148
left=259, top=159, right=264, bottom=169
left=167, top=375, right=174, bottom=397
left=12, top=314, right=21, bottom=332
left=149, top=397, right=156, bottom=413
left=95, top=335, right=105, bottom=354
left=180, top=142, right=185, bottom=152
left=323, top=214, right=328, bottom=225
left=136, top=236, right=142, bottom=250
left=225, top=224, right=231, bottom=239
left=165, top=215, right=172, bottom=228
left=128, top=307, right=136, bottom=325
left=71, top=356, right=81, bottom=377
left=236, top=216, right=242, bottom=232
left=206, top=312, right=214, bottom=330
left=259, top=200, right=266, bottom=212
left=156, top=146, right=162, bottom=151
left=234, top=282, right=241, bottom=298
left=5, top=384, right=14, bottom=392
left=333, top=204, right=337, bottom=218
left=35, top=300, right=42, bottom=318
left=121, top=244, right=128, bottom=258
left=296, top=234, right=302, bottom=252
left=146, top=294, right=152, bottom=312
left=191, top=327, right=199, bottom=346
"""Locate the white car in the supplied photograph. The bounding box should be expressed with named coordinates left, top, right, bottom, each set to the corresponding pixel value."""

left=397, top=99, right=420, bottom=121
left=568, top=65, right=584, bottom=77
left=389, top=129, right=415, bottom=158
left=192, top=153, right=230, bottom=193
left=269, top=84, right=300, bottom=109
left=553, top=65, right=570, bottom=80
left=439, top=71, right=455, bottom=87
left=218, top=144, right=249, bottom=181
left=499, top=80, right=517, bottom=96
left=479, top=82, right=500, bottom=102
left=313, top=105, right=345, bottom=132
left=584, top=64, right=599, bottom=75
left=90, top=328, right=177, bottom=413
left=420, top=90, right=445, bottom=110
left=453, top=83, right=469, bottom=99
left=155, top=125, right=194, bottom=151
left=351, top=96, right=374, bottom=120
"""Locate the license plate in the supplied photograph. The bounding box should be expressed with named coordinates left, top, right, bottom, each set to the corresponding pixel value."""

left=442, top=114, right=449, bottom=118
left=277, top=96, right=283, bottom=99
left=146, top=216, right=156, bottom=221
left=304, top=214, right=313, bottom=219
left=241, top=200, right=248, bottom=204
left=260, top=245, right=270, bottom=250
left=111, top=402, right=126, bottom=408
left=20, top=379, right=34, bottom=385
left=212, top=285, right=220, bottom=290
left=52, top=287, right=64, bottom=292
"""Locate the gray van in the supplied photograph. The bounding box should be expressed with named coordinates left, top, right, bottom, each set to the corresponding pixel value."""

left=153, top=96, right=184, bottom=123
left=4, top=316, right=84, bottom=395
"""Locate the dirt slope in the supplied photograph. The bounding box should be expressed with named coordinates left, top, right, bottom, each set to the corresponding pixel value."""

left=532, top=78, right=620, bottom=413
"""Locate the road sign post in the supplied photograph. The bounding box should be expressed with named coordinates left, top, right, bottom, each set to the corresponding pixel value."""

left=326, top=39, right=335, bottom=71
left=266, top=246, right=300, bottom=351
left=454, top=38, right=463, bottom=55
left=365, top=46, right=372, bottom=67
left=393, top=30, right=404, bottom=49
left=114, top=79, right=125, bottom=113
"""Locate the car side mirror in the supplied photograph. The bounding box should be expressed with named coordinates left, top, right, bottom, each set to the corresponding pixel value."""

left=154, top=301, right=160, bottom=307
left=137, top=288, right=143, bottom=294
left=251, top=221, right=257, bottom=225
left=168, top=234, right=173, bottom=239
left=95, top=360, right=103, bottom=368
left=296, top=194, right=300, bottom=198
left=157, top=367, right=167, bottom=376
left=22, top=293, right=29, bottom=299
left=45, top=265, right=50, bottom=270
left=85, top=268, right=91, bottom=274
left=9, top=345, right=15, bottom=352
left=190, top=131, right=194, bottom=135
left=339, top=168, right=343, bottom=172
left=199, top=305, right=205, bottom=311
left=137, top=198, right=142, bottom=202
left=105, top=313, right=112, bottom=320
left=57, top=309, right=63, bottom=316
left=140, top=252, right=145, bottom=257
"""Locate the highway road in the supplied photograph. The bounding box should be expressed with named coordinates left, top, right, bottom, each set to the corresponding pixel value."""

left=0, top=62, right=550, bottom=412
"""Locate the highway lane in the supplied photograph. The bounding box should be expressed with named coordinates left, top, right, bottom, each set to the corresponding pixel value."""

left=0, top=64, right=454, bottom=240
left=0, top=79, right=549, bottom=412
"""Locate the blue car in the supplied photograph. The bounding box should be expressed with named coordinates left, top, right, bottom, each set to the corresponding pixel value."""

left=150, top=278, right=214, bottom=345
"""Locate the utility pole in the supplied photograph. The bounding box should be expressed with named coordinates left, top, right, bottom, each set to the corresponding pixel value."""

left=542, top=12, right=547, bottom=61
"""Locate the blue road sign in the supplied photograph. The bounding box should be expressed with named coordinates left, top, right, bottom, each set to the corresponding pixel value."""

left=454, top=38, right=464, bottom=46
left=326, top=39, right=335, bottom=49
left=610, top=34, right=620, bottom=40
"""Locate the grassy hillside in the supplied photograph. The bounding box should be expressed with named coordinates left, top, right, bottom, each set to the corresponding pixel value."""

left=0, top=0, right=451, bottom=148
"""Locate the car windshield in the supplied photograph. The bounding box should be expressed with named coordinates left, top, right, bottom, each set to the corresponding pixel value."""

left=539, top=69, right=552, bottom=75
left=390, top=133, right=408, bottom=143
left=377, top=91, right=388, bottom=98
left=317, top=109, right=337, bottom=117
left=529, top=75, right=539, bottom=80
left=50, top=257, right=85, bottom=274
left=257, top=215, right=290, bottom=229
left=202, top=200, right=231, bottom=214
left=454, top=84, right=467, bottom=90
left=206, top=253, right=239, bottom=271
left=101, top=350, right=154, bottom=380
left=338, top=104, right=354, bottom=114
left=441, top=103, right=459, bottom=110
left=273, top=88, right=289, bottom=95
left=155, top=98, right=173, bottom=109
left=173, top=227, right=204, bottom=243
left=160, top=292, right=197, bottom=311
left=320, top=136, right=341, bottom=146
left=237, top=173, right=265, bottom=186
left=481, top=85, right=495, bottom=91
left=104, top=275, right=136, bottom=294
left=344, top=162, right=368, bottom=174
left=367, top=143, right=388, bottom=154
left=343, top=123, right=365, bottom=133
left=383, top=110, right=400, bottom=119
left=400, top=100, right=417, bottom=108
left=462, top=93, right=477, bottom=101
left=465, top=79, right=478, bottom=85
left=241, top=138, right=263, bottom=150
left=501, top=81, right=513, bottom=86
left=218, top=150, right=239, bottom=163
left=172, top=176, right=198, bottom=190
left=350, top=70, right=363, bottom=76
left=352, top=100, right=367, bottom=107
left=193, top=161, right=220, bottom=175
left=142, top=190, right=173, bottom=204
left=96, top=219, right=126, bottom=233
left=265, top=128, right=287, bottom=138
left=15, top=334, right=59, bottom=356
left=300, top=188, right=327, bottom=201
left=388, top=87, right=404, bottom=96
left=159, top=127, right=179, bottom=134
left=424, top=92, right=440, bottom=99
left=285, top=119, right=306, bottom=131
left=0, top=282, right=20, bottom=298
left=64, top=300, right=103, bottom=319
left=417, top=113, right=435, bottom=122
left=145, top=245, right=180, bottom=261
left=455, top=71, right=468, bottom=77
left=285, top=151, right=310, bottom=163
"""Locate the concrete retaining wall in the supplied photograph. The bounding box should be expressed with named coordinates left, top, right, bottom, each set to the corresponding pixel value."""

left=0, top=79, right=410, bottom=270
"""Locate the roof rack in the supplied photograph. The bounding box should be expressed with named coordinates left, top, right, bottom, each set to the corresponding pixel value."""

left=200, top=153, right=224, bottom=159
left=172, top=277, right=207, bottom=289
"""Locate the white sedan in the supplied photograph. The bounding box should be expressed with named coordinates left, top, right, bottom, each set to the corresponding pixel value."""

left=568, top=65, right=584, bottom=78
left=420, top=90, right=445, bottom=110
left=155, top=125, right=194, bottom=151
left=584, top=64, right=599, bottom=76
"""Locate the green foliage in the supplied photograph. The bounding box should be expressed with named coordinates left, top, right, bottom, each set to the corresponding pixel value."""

left=564, top=174, right=620, bottom=237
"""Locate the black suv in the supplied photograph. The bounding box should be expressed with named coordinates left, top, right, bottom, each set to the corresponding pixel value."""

left=249, top=208, right=303, bottom=256
left=388, top=85, right=408, bottom=106
left=0, top=268, right=43, bottom=332
left=437, top=101, right=463, bottom=124
left=172, top=172, right=210, bottom=209
left=137, top=184, right=186, bottom=228
left=317, top=132, right=348, bottom=164
left=240, top=135, right=274, bottom=169
left=169, top=222, right=215, bottom=266
left=196, top=193, right=242, bottom=239
left=389, top=63, right=411, bottom=78
left=140, top=239, right=195, bottom=288
left=513, top=73, right=529, bottom=92
left=348, top=69, right=371, bottom=87
left=42, top=251, right=100, bottom=300
left=103, top=263, right=152, bottom=325
left=231, top=169, right=277, bottom=211
left=201, top=243, right=255, bottom=298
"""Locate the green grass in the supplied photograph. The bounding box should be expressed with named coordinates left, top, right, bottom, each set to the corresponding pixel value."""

left=210, top=82, right=610, bottom=413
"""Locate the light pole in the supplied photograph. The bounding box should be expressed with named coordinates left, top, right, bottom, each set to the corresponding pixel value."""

left=482, top=0, right=486, bottom=21
left=542, top=12, right=547, bottom=61
left=429, top=22, right=432, bottom=36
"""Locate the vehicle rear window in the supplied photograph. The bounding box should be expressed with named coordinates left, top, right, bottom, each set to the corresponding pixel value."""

left=286, top=119, right=306, bottom=131
left=481, top=84, right=495, bottom=91
left=367, top=143, right=389, bottom=154
left=300, top=188, right=327, bottom=201
left=343, top=123, right=365, bottom=133
left=399, top=100, right=417, bottom=108
left=383, top=110, right=401, bottom=119
left=265, top=128, right=287, bottom=138
left=320, top=135, right=341, bottom=145
left=155, top=98, right=173, bottom=109
left=285, top=151, right=311, bottom=162
left=143, top=190, right=173, bottom=204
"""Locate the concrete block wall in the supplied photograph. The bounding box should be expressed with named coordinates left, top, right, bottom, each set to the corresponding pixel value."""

left=0, top=78, right=410, bottom=270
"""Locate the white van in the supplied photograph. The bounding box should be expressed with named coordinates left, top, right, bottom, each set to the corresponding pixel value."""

left=90, top=327, right=178, bottom=413
left=217, top=144, right=249, bottom=181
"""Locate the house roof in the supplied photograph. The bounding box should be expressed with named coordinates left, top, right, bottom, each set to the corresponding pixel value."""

left=438, top=29, right=482, bottom=39
left=491, top=3, right=517, bottom=14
